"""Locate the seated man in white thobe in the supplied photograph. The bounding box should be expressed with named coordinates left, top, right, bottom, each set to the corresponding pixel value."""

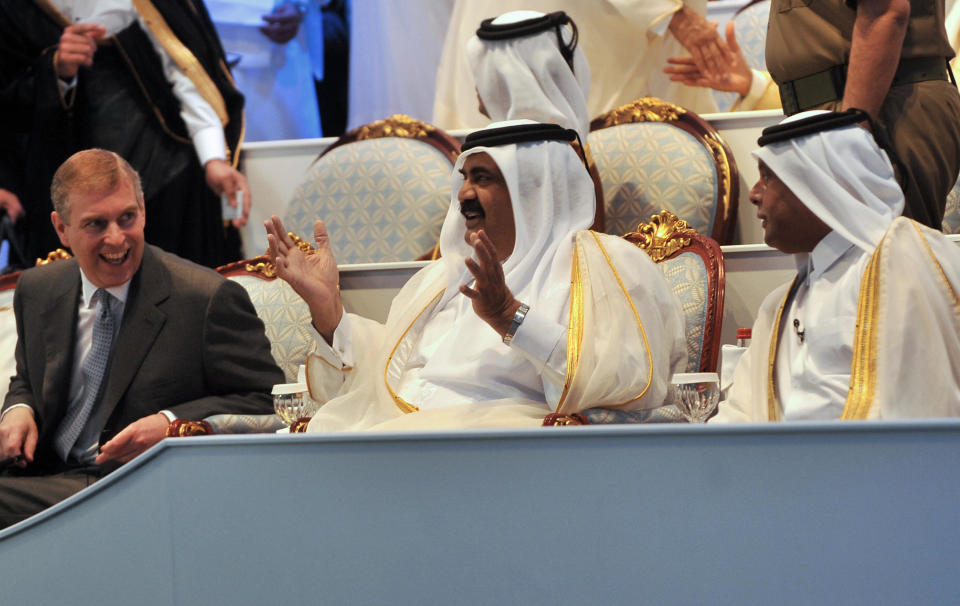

left=714, top=109, right=960, bottom=422
left=265, top=121, right=686, bottom=430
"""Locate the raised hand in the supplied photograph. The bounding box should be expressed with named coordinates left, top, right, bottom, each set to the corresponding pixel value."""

left=664, top=21, right=753, bottom=97
left=54, top=23, right=107, bottom=79
left=668, top=6, right=724, bottom=82
left=459, top=230, right=521, bottom=337
left=259, top=2, right=303, bottom=44
left=265, top=215, right=342, bottom=342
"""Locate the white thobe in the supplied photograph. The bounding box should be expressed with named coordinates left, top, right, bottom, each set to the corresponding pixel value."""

left=716, top=218, right=960, bottom=422
left=775, top=231, right=865, bottom=420
left=315, top=297, right=567, bottom=412
left=304, top=231, right=687, bottom=431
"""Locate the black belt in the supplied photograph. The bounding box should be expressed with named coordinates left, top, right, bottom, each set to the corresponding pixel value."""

left=778, top=56, right=952, bottom=115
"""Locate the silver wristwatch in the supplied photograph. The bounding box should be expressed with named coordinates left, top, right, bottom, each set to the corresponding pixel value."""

left=502, top=303, right=530, bottom=346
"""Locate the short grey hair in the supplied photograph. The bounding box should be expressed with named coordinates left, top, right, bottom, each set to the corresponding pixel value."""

left=50, top=148, right=144, bottom=223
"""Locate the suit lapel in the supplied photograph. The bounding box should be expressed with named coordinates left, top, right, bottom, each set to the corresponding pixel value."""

left=41, top=264, right=81, bottom=423
left=97, top=247, right=169, bottom=423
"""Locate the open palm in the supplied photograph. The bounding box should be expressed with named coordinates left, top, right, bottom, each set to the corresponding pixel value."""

left=265, top=215, right=342, bottom=340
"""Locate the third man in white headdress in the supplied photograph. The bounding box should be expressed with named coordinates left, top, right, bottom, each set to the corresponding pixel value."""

left=715, top=109, right=960, bottom=422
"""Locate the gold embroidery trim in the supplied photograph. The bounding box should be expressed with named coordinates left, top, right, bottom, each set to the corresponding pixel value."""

left=308, top=350, right=348, bottom=372
left=383, top=290, right=444, bottom=414
left=555, top=239, right=585, bottom=411
left=766, top=279, right=795, bottom=422
left=130, top=0, right=229, bottom=126
left=34, top=0, right=71, bottom=28
left=113, top=36, right=192, bottom=144
left=842, top=242, right=883, bottom=419
left=585, top=231, right=654, bottom=408
left=911, top=221, right=960, bottom=310
left=232, top=111, right=245, bottom=167
left=305, top=342, right=353, bottom=405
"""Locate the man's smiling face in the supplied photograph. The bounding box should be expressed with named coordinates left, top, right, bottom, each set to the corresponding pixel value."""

left=52, top=179, right=145, bottom=288
left=457, top=152, right=515, bottom=260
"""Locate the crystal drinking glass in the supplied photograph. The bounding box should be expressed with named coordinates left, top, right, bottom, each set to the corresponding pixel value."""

left=671, top=372, right=720, bottom=423
left=272, top=382, right=320, bottom=427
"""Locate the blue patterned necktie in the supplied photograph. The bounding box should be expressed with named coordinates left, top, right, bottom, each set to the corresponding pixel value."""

left=54, top=288, right=116, bottom=461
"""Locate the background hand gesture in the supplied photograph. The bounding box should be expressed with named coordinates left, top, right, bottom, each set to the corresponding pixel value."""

left=54, top=23, right=106, bottom=79
left=665, top=22, right=753, bottom=97
left=668, top=6, right=724, bottom=82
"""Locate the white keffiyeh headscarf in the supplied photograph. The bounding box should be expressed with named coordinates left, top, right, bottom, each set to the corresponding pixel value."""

left=753, top=110, right=905, bottom=253
left=466, top=11, right=591, bottom=139
left=437, top=119, right=595, bottom=313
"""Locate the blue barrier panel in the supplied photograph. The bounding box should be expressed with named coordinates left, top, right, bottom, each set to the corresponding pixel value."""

left=1, top=421, right=958, bottom=605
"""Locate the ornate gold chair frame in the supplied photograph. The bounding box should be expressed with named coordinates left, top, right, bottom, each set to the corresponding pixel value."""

left=625, top=210, right=725, bottom=373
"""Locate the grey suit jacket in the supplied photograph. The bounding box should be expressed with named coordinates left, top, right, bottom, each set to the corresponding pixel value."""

left=3, top=245, right=284, bottom=470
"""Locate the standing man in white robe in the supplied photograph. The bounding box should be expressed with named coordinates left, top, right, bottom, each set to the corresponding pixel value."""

left=207, top=0, right=323, bottom=141
left=433, top=0, right=722, bottom=131
left=466, top=10, right=591, bottom=140
left=265, top=120, right=686, bottom=430
left=715, top=109, right=960, bottom=422
left=465, top=10, right=602, bottom=229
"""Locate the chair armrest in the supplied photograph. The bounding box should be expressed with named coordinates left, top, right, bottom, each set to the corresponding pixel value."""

left=580, top=405, right=686, bottom=424
left=202, top=413, right=288, bottom=434
left=166, top=419, right=215, bottom=437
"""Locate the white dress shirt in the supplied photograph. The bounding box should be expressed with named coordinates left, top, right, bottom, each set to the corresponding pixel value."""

left=53, top=0, right=227, bottom=166
left=775, top=231, right=869, bottom=420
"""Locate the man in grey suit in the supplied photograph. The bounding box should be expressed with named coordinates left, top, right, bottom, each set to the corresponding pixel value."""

left=0, top=149, right=283, bottom=528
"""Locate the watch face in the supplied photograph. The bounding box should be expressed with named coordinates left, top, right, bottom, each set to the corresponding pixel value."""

left=502, top=303, right=529, bottom=345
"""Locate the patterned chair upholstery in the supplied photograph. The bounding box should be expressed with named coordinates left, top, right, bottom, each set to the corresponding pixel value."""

left=580, top=211, right=726, bottom=425
left=283, top=114, right=460, bottom=264
left=588, top=97, right=739, bottom=244
left=218, top=256, right=314, bottom=383
left=0, top=250, right=74, bottom=405
left=942, top=176, right=960, bottom=233
left=194, top=255, right=317, bottom=434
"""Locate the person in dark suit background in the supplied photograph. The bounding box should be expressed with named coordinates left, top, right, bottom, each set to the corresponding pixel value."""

left=0, top=0, right=249, bottom=269
left=0, top=149, right=283, bottom=528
